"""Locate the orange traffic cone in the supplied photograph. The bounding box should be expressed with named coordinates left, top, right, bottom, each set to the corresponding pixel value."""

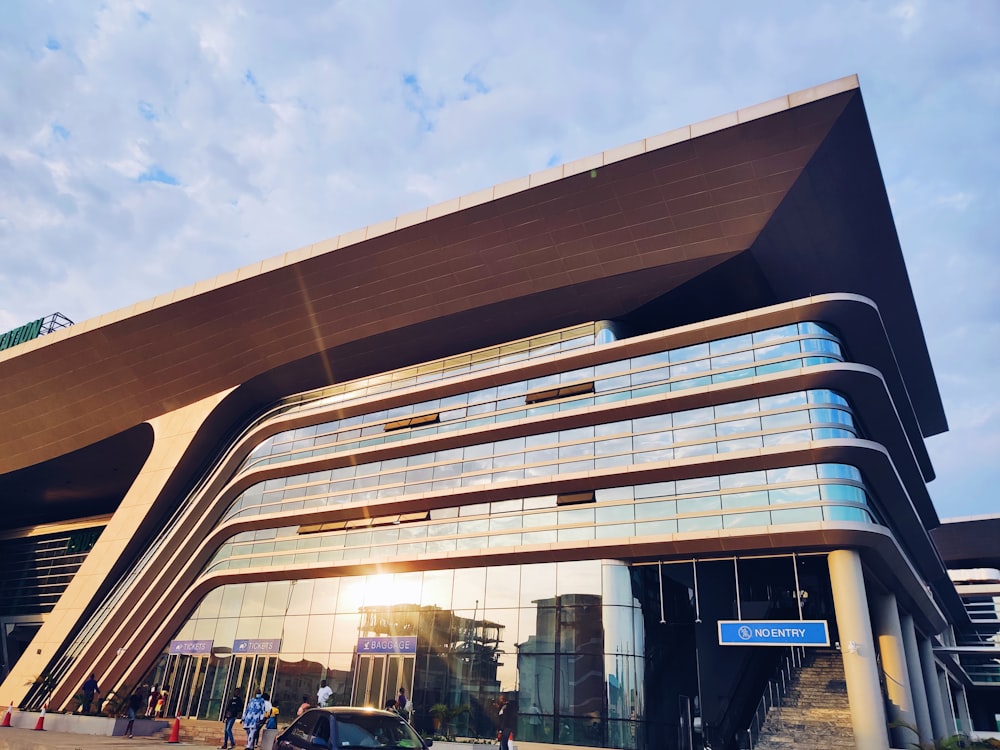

left=167, top=714, right=181, bottom=743
left=1, top=701, right=12, bottom=727
left=33, top=703, right=46, bottom=731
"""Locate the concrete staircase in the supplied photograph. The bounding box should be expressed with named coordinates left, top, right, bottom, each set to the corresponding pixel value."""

left=166, top=717, right=228, bottom=746
left=166, top=716, right=291, bottom=746
left=751, top=648, right=855, bottom=750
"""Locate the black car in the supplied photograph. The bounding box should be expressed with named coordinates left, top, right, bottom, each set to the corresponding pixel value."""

left=275, top=707, right=433, bottom=750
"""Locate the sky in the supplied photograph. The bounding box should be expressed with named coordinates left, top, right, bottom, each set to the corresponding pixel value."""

left=0, top=1, right=997, bottom=520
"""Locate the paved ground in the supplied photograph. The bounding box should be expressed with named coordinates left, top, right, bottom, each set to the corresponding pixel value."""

left=0, top=727, right=220, bottom=750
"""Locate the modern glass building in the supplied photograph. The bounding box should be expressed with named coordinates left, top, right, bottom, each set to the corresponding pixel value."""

left=0, top=76, right=996, bottom=750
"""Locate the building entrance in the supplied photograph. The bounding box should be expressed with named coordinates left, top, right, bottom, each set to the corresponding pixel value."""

left=219, top=655, right=278, bottom=717
left=159, top=654, right=210, bottom=718
left=353, top=654, right=414, bottom=710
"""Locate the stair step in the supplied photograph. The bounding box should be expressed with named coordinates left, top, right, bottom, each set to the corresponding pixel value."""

left=751, top=650, right=854, bottom=750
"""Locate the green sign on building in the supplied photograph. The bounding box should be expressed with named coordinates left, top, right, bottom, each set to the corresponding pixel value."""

left=0, top=318, right=44, bottom=352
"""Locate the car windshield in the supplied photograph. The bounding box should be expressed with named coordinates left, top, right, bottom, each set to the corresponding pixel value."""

left=334, top=712, right=423, bottom=749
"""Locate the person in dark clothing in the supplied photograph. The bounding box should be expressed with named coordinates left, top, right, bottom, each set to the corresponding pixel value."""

left=221, top=693, right=242, bottom=749
left=124, top=689, right=144, bottom=738
left=395, top=688, right=412, bottom=720
left=81, top=674, right=100, bottom=714
left=496, top=694, right=516, bottom=750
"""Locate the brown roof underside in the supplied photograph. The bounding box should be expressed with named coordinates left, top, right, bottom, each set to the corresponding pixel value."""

left=0, top=89, right=944, bottom=481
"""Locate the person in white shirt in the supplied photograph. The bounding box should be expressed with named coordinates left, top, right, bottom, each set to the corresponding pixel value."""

left=317, top=680, right=333, bottom=708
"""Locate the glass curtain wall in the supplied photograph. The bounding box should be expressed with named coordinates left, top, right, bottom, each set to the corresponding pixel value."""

left=152, top=554, right=835, bottom=750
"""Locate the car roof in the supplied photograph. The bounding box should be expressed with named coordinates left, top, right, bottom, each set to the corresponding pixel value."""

left=308, top=707, right=402, bottom=717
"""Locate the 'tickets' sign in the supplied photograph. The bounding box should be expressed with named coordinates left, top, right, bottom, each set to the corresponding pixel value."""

left=233, top=639, right=281, bottom=654
left=169, top=640, right=214, bottom=654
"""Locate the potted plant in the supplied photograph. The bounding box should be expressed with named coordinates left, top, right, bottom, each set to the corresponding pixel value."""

left=101, top=684, right=131, bottom=718
left=429, top=704, right=448, bottom=735
left=428, top=704, right=470, bottom=740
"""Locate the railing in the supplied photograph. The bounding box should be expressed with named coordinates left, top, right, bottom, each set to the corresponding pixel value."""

left=742, top=646, right=806, bottom=750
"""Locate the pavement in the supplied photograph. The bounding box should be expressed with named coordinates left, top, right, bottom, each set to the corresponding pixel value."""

left=0, top=727, right=220, bottom=750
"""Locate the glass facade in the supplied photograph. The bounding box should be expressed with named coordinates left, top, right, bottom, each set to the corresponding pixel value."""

left=155, top=554, right=836, bottom=750
left=0, top=526, right=103, bottom=683
left=227, top=389, right=857, bottom=522
left=125, top=318, right=879, bottom=750
left=47, top=315, right=891, bottom=748
left=0, top=526, right=103, bottom=616
left=207, top=463, right=872, bottom=573
left=240, top=322, right=843, bottom=473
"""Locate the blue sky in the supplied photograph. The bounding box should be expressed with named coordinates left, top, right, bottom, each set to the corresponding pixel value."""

left=0, top=1, right=997, bottom=519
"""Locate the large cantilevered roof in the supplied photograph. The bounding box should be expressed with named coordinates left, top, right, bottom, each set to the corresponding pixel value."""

left=0, top=76, right=946, bottom=494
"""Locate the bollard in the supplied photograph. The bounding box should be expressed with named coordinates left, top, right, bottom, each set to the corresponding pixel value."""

left=167, top=714, right=181, bottom=743
left=33, top=703, right=47, bottom=731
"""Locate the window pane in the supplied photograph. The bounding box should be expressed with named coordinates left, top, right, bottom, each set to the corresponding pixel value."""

left=677, top=515, right=722, bottom=532
left=631, top=502, right=673, bottom=528
left=723, top=512, right=771, bottom=528
left=521, top=563, right=556, bottom=606
left=770, top=507, right=823, bottom=524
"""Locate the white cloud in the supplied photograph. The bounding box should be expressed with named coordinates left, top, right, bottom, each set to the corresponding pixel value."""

left=935, top=191, right=975, bottom=211
left=890, top=1, right=922, bottom=37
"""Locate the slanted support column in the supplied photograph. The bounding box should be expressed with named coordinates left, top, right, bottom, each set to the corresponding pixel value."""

left=955, top=685, right=973, bottom=737
left=900, top=614, right=933, bottom=744
left=918, top=637, right=949, bottom=740
left=828, top=549, right=889, bottom=750
left=938, top=669, right=957, bottom=735
left=875, top=592, right=918, bottom=747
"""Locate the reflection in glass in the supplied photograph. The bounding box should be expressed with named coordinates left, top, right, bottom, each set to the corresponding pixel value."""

left=160, top=552, right=841, bottom=748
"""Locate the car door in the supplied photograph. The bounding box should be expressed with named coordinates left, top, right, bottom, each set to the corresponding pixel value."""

left=275, top=709, right=333, bottom=750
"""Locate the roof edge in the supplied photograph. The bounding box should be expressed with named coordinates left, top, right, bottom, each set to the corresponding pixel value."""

left=0, top=76, right=862, bottom=364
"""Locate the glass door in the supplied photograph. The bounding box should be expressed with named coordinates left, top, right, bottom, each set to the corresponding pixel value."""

left=219, top=655, right=279, bottom=718
left=353, top=654, right=414, bottom=710
left=386, top=655, right=414, bottom=712
left=172, top=655, right=210, bottom=717
left=353, top=654, right=386, bottom=708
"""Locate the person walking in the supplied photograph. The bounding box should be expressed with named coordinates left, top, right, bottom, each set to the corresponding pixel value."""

left=124, top=689, right=144, bottom=738
left=242, top=690, right=266, bottom=750
left=496, top=694, right=516, bottom=750
left=261, top=692, right=272, bottom=722
left=81, top=673, right=100, bottom=714
left=220, top=693, right=242, bottom=749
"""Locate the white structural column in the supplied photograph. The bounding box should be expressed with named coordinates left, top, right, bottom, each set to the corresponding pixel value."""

left=918, top=637, right=949, bottom=740
left=828, top=549, right=890, bottom=750
left=874, top=592, right=919, bottom=747
left=900, top=614, right=934, bottom=743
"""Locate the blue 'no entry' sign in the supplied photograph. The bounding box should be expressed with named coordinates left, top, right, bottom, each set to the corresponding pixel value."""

left=718, top=620, right=830, bottom=646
